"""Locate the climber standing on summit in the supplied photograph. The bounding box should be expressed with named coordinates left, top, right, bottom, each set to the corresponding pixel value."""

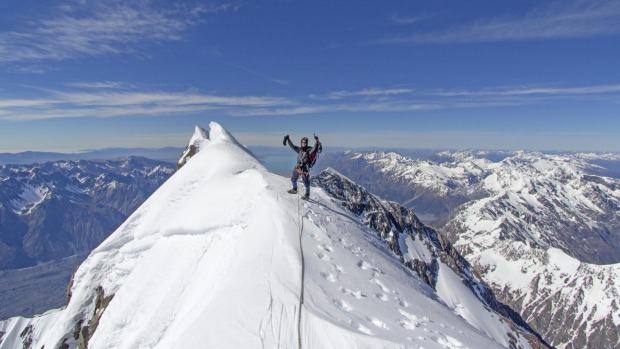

left=283, top=134, right=322, bottom=200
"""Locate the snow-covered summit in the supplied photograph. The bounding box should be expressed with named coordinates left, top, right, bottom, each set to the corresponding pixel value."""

left=1, top=123, right=538, bottom=348
left=176, top=125, right=209, bottom=169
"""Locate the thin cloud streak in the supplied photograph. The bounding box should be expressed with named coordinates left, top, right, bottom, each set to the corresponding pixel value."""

left=1, top=82, right=619, bottom=121
left=390, top=14, right=430, bottom=26
left=0, top=1, right=234, bottom=64
left=231, top=102, right=440, bottom=117
left=0, top=87, right=296, bottom=121
left=318, top=88, right=415, bottom=100
left=380, top=0, right=620, bottom=44
left=432, top=84, right=620, bottom=97
left=66, top=81, right=137, bottom=89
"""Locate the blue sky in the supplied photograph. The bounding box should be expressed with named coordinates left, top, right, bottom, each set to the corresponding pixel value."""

left=0, top=0, right=619, bottom=152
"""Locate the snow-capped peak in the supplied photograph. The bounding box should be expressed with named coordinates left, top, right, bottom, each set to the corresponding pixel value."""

left=1, top=123, right=540, bottom=349
left=189, top=124, right=209, bottom=149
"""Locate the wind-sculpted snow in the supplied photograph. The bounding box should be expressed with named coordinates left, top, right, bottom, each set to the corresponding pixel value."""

left=1, top=123, right=524, bottom=349
left=320, top=149, right=620, bottom=349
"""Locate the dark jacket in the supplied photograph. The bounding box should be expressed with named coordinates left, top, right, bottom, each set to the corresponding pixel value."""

left=287, top=138, right=320, bottom=168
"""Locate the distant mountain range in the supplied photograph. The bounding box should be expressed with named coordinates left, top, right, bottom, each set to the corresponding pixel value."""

left=0, top=157, right=175, bottom=271
left=320, top=150, right=620, bottom=349
left=0, top=147, right=182, bottom=165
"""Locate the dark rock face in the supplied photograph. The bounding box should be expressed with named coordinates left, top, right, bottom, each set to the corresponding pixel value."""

left=20, top=324, right=33, bottom=349
left=77, top=286, right=115, bottom=349
left=0, top=157, right=174, bottom=270
left=313, top=169, right=551, bottom=349
left=177, top=144, right=198, bottom=169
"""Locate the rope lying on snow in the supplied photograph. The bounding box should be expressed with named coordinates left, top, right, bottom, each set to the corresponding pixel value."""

left=296, top=189, right=305, bottom=349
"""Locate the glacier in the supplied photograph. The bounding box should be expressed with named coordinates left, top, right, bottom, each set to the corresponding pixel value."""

left=0, top=123, right=539, bottom=349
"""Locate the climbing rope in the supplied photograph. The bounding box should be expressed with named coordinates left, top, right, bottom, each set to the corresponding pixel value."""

left=296, top=187, right=305, bottom=349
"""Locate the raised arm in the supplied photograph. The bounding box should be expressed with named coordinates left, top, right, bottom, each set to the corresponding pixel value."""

left=283, top=135, right=300, bottom=153
left=309, top=135, right=320, bottom=155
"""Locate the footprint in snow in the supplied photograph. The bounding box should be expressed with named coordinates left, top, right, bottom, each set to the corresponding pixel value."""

left=398, top=319, right=417, bottom=330
left=350, top=246, right=363, bottom=256
left=318, top=244, right=333, bottom=252
left=395, top=297, right=409, bottom=307
left=356, top=324, right=373, bottom=335
left=437, top=336, right=463, bottom=348
left=398, top=308, right=418, bottom=321
left=370, top=277, right=391, bottom=293
left=367, top=317, right=389, bottom=330
left=397, top=309, right=420, bottom=330
left=315, top=251, right=330, bottom=261
left=374, top=293, right=389, bottom=301
left=339, top=287, right=364, bottom=299
left=334, top=298, right=352, bottom=312
left=320, top=272, right=337, bottom=283
left=357, top=260, right=373, bottom=270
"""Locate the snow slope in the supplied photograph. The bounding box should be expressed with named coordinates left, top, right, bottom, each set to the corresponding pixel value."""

left=2, top=123, right=518, bottom=349
left=324, top=149, right=620, bottom=348
left=449, top=197, right=620, bottom=348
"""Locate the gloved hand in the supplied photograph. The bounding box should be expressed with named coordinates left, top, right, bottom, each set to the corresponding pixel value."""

left=282, top=135, right=289, bottom=146
left=314, top=134, right=319, bottom=141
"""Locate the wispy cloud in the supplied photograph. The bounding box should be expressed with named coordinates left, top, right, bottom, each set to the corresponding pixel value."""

left=389, top=14, right=430, bottom=26
left=66, top=81, right=137, bottom=89
left=381, top=0, right=620, bottom=44
left=1, top=82, right=618, bottom=121
left=0, top=1, right=236, bottom=64
left=316, top=88, right=415, bottom=100
left=430, top=84, right=620, bottom=97
left=0, top=84, right=294, bottom=121
left=236, top=83, right=620, bottom=116
left=231, top=102, right=439, bottom=117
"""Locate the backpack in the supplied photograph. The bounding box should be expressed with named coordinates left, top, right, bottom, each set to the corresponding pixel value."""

left=307, top=141, right=322, bottom=168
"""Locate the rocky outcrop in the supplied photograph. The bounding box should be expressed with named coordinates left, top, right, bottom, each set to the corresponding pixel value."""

left=19, top=325, right=33, bottom=349
left=77, top=286, right=115, bottom=349
left=177, top=125, right=208, bottom=169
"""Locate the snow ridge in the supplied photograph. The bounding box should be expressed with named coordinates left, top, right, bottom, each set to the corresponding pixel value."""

left=2, top=123, right=526, bottom=349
